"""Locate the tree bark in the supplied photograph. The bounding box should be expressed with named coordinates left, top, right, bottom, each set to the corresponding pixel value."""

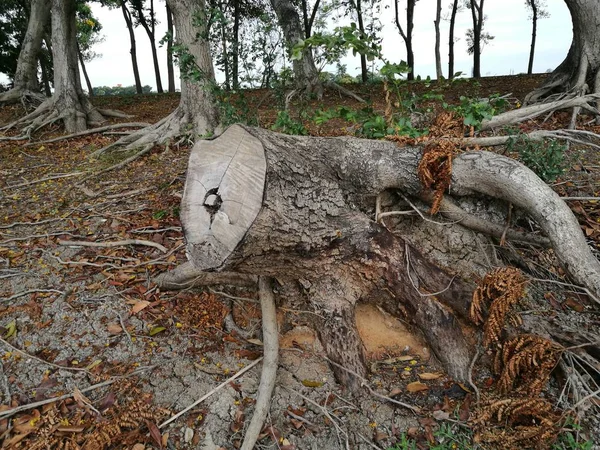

left=270, top=0, right=321, bottom=94
left=448, top=0, right=459, bottom=78
left=0, top=0, right=48, bottom=104
left=51, top=0, right=103, bottom=133
left=173, top=125, right=600, bottom=390
left=527, top=0, right=600, bottom=103
left=120, top=0, right=143, bottom=94
left=434, top=0, right=442, bottom=80
left=166, top=2, right=176, bottom=93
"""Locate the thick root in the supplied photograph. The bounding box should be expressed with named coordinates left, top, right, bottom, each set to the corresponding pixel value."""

left=240, top=277, right=279, bottom=450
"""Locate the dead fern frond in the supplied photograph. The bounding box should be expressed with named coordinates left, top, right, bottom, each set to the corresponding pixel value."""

left=469, top=267, right=527, bottom=346
left=472, top=397, right=564, bottom=449
left=418, top=139, right=456, bottom=214
left=497, top=334, right=562, bottom=395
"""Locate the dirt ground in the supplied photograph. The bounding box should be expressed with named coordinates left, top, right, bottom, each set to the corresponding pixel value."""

left=1, top=74, right=600, bottom=449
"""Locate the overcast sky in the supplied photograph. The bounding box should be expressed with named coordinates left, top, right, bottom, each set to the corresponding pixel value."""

left=1, top=0, right=573, bottom=91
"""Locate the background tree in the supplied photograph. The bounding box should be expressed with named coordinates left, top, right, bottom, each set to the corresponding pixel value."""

left=165, top=2, right=175, bottom=92
left=117, top=0, right=143, bottom=94
left=0, top=0, right=49, bottom=104
left=524, top=0, right=548, bottom=75
left=394, top=0, right=417, bottom=81
left=130, top=0, right=163, bottom=93
left=434, top=0, right=442, bottom=79
left=76, top=2, right=104, bottom=96
left=466, top=0, right=492, bottom=78
left=447, top=0, right=461, bottom=78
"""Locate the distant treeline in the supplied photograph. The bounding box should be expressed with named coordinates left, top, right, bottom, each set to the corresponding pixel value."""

left=93, top=85, right=153, bottom=96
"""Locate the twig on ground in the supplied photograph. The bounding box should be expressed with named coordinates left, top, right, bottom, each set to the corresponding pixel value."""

left=7, top=172, right=84, bottom=189
left=159, top=357, right=263, bottom=429
left=240, top=277, right=279, bottom=450
left=58, top=238, right=168, bottom=253
left=118, top=313, right=133, bottom=344
left=0, top=366, right=154, bottom=419
left=1, top=288, right=64, bottom=303
left=0, top=360, right=11, bottom=404
left=468, top=337, right=482, bottom=405
left=22, top=122, right=151, bottom=147
left=0, top=231, right=84, bottom=244
left=0, top=335, right=90, bottom=374
left=0, top=218, right=69, bottom=230
left=323, top=356, right=421, bottom=413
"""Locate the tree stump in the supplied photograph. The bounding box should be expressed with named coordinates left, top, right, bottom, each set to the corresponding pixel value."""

left=180, top=124, right=476, bottom=389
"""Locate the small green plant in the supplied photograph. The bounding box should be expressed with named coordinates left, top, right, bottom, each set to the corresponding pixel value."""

left=388, top=423, right=474, bottom=450
left=449, top=94, right=508, bottom=129
left=271, top=110, right=308, bottom=135
left=552, top=419, right=593, bottom=450
left=507, top=135, right=566, bottom=182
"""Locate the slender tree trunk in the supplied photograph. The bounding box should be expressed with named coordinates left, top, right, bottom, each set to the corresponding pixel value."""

left=52, top=0, right=103, bottom=132
left=221, top=18, right=231, bottom=91
left=394, top=0, right=415, bottom=81
left=120, top=0, right=143, bottom=94
left=166, top=3, right=175, bottom=93
left=470, top=0, right=482, bottom=78
left=0, top=0, right=49, bottom=103
left=270, top=0, right=321, bottom=94
left=40, top=56, right=51, bottom=96
left=434, top=0, right=442, bottom=79
left=134, top=0, right=163, bottom=93
left=527, top=1, right=538, bottom=75
left=355, top=0, right=368, bottom=83
left=232, top=0, right=240, bottom=90
left=77, top=42, right=94, bottom=96
left=448, top=0, right=459, bottom=78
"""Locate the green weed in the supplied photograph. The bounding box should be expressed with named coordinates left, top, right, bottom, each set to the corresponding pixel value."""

left=507, top=135, right=566, bottom=182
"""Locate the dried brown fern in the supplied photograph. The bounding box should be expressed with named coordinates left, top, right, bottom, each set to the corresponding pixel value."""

left=472, top=397, right=564, bottom=449
left=470, top=267, right=527, bottom=346
left=496, top=334, right=562, bottom=395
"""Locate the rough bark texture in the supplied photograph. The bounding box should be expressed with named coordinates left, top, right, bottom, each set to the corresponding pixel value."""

left=167, top=0, right=219, bottom=135
left=0, top=0, right=48, bottom=104
left=270, top=0, right=321, bottom=94
left=51, top=0, right=103, bottom=133
left=173, top=125, right=600, bottom=390
left=527, top=0, right=600, bottom=102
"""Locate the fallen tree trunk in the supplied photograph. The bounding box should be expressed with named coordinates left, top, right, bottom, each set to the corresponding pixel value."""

left=164, top=124, right=600, bottom=389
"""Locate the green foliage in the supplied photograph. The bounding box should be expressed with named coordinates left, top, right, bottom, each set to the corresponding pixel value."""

left=449, top=94, right=508, bottom=129
left=216, top=91, right=256, bottom=126
left=93, top=85, right=153, bottom=96
left=552, top=421, right=593, bottom=450
left=271, top=111, right=307, bottom=135
left=388, top=423, right=474, bottom=450
left=507, top=135, right=567, bottom=182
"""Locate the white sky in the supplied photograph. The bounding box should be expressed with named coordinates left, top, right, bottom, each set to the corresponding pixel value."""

left=1, top=0, right=573, bottom=91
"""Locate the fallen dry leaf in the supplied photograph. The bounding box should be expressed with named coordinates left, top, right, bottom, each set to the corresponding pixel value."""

left=406, top=381, right=428, bottom=393
left=418, top=372, right=442, bottom=380
left=107, top=323, right=123, bottom=334
left=131, top=300, right=150, bottom=314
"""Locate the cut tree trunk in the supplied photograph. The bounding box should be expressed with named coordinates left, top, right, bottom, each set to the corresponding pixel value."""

left=526, top=0, right=600, bottom=103
left=172, top=125, right=600, bottom=390
left=0, top=0, right=48, bottom=105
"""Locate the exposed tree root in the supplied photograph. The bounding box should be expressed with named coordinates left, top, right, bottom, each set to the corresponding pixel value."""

left=481, top=94, right=600, bottom=131
left=464, top=128, right=600, bottom=151
left=324, top=81, right=366, bottom=103
left=0, top=88, right=45, bottom=108
left=153, top=262, right=257, bottom=289
left=22, top=122, right=151, bottom=147
left=90, top=109, right=190, bottom=158
left=451, top=151, right=600, bottom=298
left=240, top=277, right=279, bottom=450
left=96, top=108, right=134, bottom=119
